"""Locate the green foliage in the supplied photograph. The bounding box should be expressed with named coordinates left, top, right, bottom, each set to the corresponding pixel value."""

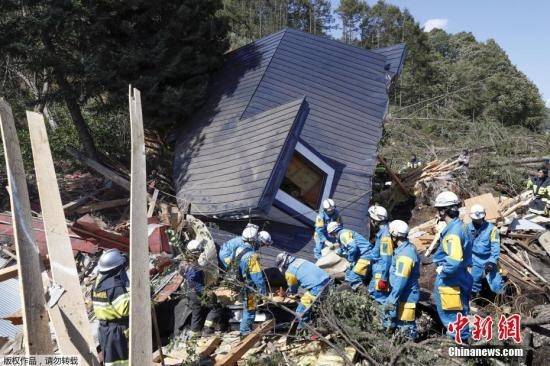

left=346, top=1, right=546, bottom=130
left=86, top=0, right=229, bottom=129
left=0, top=0, right=229, bottom=159
left=221, top=0, right=334, bottom=48
left=337, top=0, right=367, bottom=44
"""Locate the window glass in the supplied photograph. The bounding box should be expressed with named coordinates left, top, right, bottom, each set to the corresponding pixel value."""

left=280, top=152, right=326, bottom=209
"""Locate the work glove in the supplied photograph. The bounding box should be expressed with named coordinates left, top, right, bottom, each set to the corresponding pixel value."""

left=436, top=265, right=443, bottom=275
left=377, top=279, right=389, bottom=291
left=382, top=302, right=395, bottom=314
left=484, top=263, right=495, bottom=274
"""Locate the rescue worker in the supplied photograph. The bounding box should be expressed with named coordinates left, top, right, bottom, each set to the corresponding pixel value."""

left=432, top=191, right=473, bottom=341
left=367, top=205, right=393, bottom=304
left=527, top=166, right=550, bottom=216
left=276, top=252, right=331, bottom=327
left=92, top=249, right=129, bottom=366
left=257, top=230, right=274, bottom=249
left=233, top=245, right=267, bottom=335
left=218, top=224, right=259, bottom=269
left=314, top=199, right=343, bottom=259
left=406, top=154, right=422, bottom=169
left=327, top=222, right=375, bottom=290
left=178, top=240, right=227, bottom=337
left=468, top=205, right=504, bottom=295
left=382, top=220, right=420, bottom=339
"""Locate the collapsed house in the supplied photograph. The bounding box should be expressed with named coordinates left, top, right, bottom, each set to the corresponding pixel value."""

left=173, top=28, right=406, bottom=265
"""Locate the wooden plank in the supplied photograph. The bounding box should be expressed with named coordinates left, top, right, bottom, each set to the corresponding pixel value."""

left=0, top=99, right=53, bottom=354
left=463, top=193, right=502, bottom=223
left=198, top=336, right=222, bottom=359
left=147, top=189, right=159, bottom=218
left=66, top=146, right=131, bottom=191
left=27, top=111, right=99, bottom=365
left=0, top=265, right=18, bottom=282
left=128, top=87, right=152, bottom=366
left=214, top=319, right=274, bottom=366
left=75, top=198, right=130, bottom=214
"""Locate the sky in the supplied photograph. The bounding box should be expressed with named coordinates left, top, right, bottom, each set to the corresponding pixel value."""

left=329, top=0, right=550, bottom=107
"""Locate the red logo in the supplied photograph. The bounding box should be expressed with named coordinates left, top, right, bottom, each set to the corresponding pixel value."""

left=472, top=315, right=494, bottom=341
left=447, top=312, right=469, bottom=344
left=498, top=314, right=522, bottom=343
left=449, top=313, right=523, bottom=344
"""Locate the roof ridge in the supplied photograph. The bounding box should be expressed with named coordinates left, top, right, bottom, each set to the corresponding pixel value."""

left=239, top=29, right=289, bottom=121
left=282, top=27, right=386, bottom=60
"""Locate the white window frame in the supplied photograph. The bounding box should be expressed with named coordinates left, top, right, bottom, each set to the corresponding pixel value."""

left=275, top=142, right=335, bottom=223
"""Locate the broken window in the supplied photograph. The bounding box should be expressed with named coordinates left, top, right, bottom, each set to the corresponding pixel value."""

left=280, top=152, right=326, bottom=210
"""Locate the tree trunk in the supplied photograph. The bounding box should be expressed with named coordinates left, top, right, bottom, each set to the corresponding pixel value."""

left=63, top=94, right=99, bottom=160
left=54, top=74, right=98, bottom=159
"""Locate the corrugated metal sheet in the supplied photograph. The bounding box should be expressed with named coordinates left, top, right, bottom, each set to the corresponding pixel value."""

left=0, top=258, right=22, bottom=340
left=174, top=28, right=406, bottom=249
left=371, top=43, right=407, bottom=78
left=176, top=97, right=308, bottom=215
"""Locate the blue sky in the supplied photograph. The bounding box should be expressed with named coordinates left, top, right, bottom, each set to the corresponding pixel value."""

left=329, top=0, right=550, bottom=107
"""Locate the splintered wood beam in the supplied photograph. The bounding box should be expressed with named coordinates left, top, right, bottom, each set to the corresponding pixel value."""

left=0, top=99, right=53, bottom=355
left=214, top=319, right=275, bottom=366
left=128, top=86, right=152, bottom=366
left=377, top=156, right=413, bottom=197
left=66, top=146, right=131, bottom=191
left=75, top=198, right=130, bottom=214
left=27, top=111, right=99, bottom=366
left=147, top=189, right=159, bottom=218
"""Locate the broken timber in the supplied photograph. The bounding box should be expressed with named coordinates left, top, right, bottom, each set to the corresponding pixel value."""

left=128, top=87, right=152, bottom=366
left=0, top=265, right=18, bottom=282
left=27, top=111, right=99, bottom=365
left=214, top=319, right=275, bottom=366
left=0, top=99, right=53, bottom=354
left=66, top=146, right=131, bottom=191
left=377, top=156, right=413, bottom=197
left=75, top=198, right=130, bottom=215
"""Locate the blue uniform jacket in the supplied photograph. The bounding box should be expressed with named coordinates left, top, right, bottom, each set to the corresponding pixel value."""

left=387, top=241, right=420, bottom=305
left=315, top=208, right=342, bottom=243
left=182, top=265, right=205, bottom=295
left=468, top=221, right=500, bottom=264
left=285, top=258, right=330, bottom=294
left=433, top=217, right=473, bottom=278
left=219, top=237, right=247, bottom=268
left=371, top=224, right=393, bottom=281
left=239, top=250, right=267, bottom=295
left=335, top=229, right=375, bottom=263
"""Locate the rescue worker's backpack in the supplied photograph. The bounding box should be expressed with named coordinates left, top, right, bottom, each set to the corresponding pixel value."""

left=224, top=247, right=252, bottom=292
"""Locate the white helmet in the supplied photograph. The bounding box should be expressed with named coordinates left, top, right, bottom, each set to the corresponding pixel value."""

left=186, top=239, right=204, bottom=254
left=97, top=249, right=126, bottom=273
left=389, top=220, right=409, bottom=238
left=276, top=251, right=294, bottom=270
left=469, top=204, right=486, bottom=220
left=322, top=198, right=336, bottom=213
left=242, top=226, right=259, bottom=243
left=434, top=191, right=460, bottom=208
left=327, top=221, right=342, bottom=236
left=258, top=231, right=273, bottom=246
left=368, top=205, right=388, bottom=222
